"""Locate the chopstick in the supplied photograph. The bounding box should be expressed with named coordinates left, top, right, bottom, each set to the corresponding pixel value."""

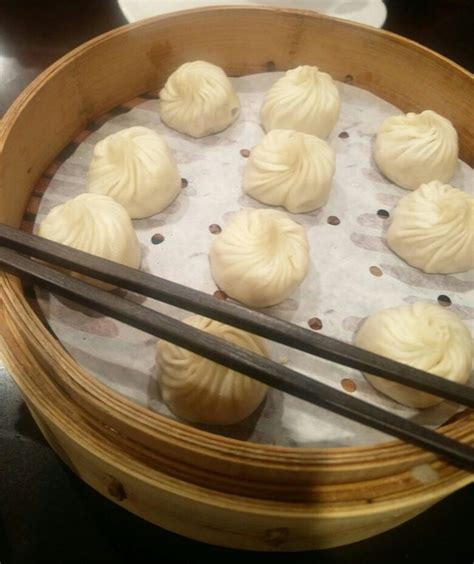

left=0, top=245, right=473, bottom=471
left=1, top=223, right=473, bottom=408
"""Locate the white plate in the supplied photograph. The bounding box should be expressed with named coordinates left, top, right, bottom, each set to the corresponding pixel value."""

left=118, top=0, right=387, bottom=28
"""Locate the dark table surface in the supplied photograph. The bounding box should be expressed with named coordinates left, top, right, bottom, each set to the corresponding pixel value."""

left=0, top=1, right=473, bottom=563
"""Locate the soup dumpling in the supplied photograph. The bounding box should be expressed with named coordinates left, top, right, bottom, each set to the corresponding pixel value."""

left=260, top=66, right=340, bottom=138
left=159, top=60, right=240, bottom=138
left=157, top=315, right=268, bottom=425
left=374, top=110, right=458, bottom=190
left=243, top=129, right=336, bottom=213
left=355, top=302, right=472, bottom=409
left=209, top=208, right=310, bottom=308
left=386, top=181, right=474, bottom=274
left=87, top=126, right=181, bottom=219
left=38, top=193, right=141, bottom=289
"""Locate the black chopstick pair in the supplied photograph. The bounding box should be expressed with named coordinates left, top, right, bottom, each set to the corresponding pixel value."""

left=0, top=223, right=473, bottom=471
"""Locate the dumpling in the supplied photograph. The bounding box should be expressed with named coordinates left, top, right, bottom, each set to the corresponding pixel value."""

left=87, top=126, right=181, bottom=219
left=38, top=194, right=141, bottom=289
left=355, top=302, right=472, bottom=409
left=159, top=61, right=240, bottom=138
left=156, top=315, right=269, bottom=425
left=243, top=129, right=336, bottom=213
left=260, top=66, right=340, bottom=138
left=209, top=208, right=309, bottom=307
left=386, top=181, right=474, bottom=274
left=374, top=110, right=458, bottom=190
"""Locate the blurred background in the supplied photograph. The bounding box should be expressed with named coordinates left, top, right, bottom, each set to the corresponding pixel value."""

left=0, top=1, right=473, bottom=563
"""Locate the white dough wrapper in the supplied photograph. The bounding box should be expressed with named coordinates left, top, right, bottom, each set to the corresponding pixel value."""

left=209, top=208, right=310, bottom=308
left=374, top=110, right=458, bottom=190
left=386, top=181, right=474, bottom=274
left=243, top=129, right=336, bottom=213
left=38, top=193, right=141, bottom=289
left=87, top=126, right=181, bottom=219
left=260, top=66, right=341, bottom=138
left=355, top=302, right=473, bottom=408
left=159, top=60, right=240, bottom=138
left=157, top=315, right=269, bottom=425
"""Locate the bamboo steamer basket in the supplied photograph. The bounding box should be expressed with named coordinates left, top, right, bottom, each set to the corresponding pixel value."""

left=0, top=6, right=473, bottom=552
